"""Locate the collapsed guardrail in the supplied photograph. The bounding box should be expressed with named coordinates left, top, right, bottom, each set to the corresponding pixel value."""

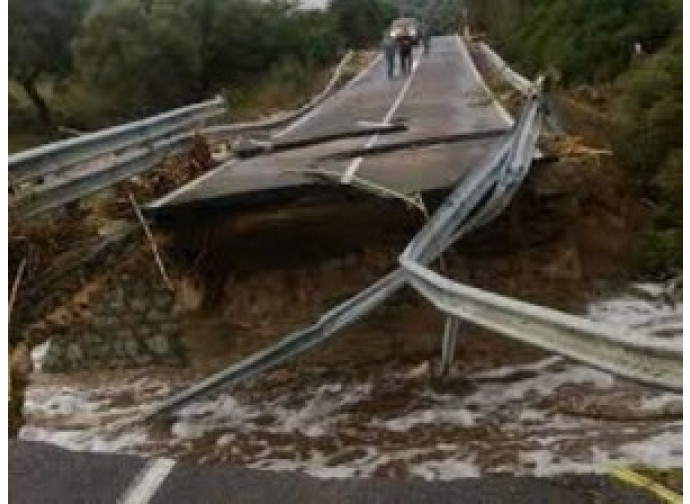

left=141, top=79, right=681, bottom=422
left=401, top=260, right=682, bottom=391
left=139, top=80, right=546, bottom=420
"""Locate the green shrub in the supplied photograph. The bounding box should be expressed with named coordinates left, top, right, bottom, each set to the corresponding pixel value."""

left=638, top=229, right=682, bottom=278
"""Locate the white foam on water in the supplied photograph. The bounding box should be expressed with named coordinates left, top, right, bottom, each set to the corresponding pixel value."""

left=380, top=407, right=476, bottom=432
left=466, top=365, right=614, bottom=405
left=20, top=283, right=682, bottom=479
left=587, top=287, right=682, bottom=344
left=408, top=457, right=480, bottom=480
left=617, top=430, right=683, bottom=467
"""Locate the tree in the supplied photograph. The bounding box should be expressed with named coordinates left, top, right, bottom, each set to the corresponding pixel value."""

left=329, top=0, right=396, bottom=48
left=74, top=0, right=201, bottom=115
left=9, top=0, right=86, bottom=128
left=74, top=0, right=340, bottom=115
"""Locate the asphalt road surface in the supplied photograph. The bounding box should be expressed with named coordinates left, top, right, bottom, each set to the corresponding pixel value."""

left=146, top=36, right=512, bottom=215
left=10, top=440, right=657, bottom=504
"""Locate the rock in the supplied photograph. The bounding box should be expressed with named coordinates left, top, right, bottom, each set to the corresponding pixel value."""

left=136, top=325, right=153, bottom=338
left=152, top=291, right=175, bottom=309
left=92, top=316, right=118, bottom=330
left=66, top=343, right=84, bottom=365
left=145, top=334, right=171, bottom=356
left=116, top=328, right=135, bottom=339
left=123, top=337, right=141, bottom=358
left=112, top=339, right=127, bottom=358
left=146, top=309, right=169, bottom=323
left=90, top=343, right=112, bottom=360
left=174, top=277, right=204, bottom=313
left=120, top=312, right=140, bottom=326
left=129, top=298, right=148, bottom=313
left=130, top=280, right=148, bottom=297
left=159, top=322, right=180, bottom=335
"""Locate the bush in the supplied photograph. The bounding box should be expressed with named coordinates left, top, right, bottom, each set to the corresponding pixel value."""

left=613, top=35, right=682, bottom=186
left=638, top=229, right=682, bottom=278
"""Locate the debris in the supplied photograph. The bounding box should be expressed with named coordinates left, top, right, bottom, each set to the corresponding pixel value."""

left=128, top=193, right=174, bottom=291
left=9, top=258, right=27, bottom=327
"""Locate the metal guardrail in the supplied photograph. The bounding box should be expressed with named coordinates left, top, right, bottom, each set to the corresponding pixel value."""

left=142, top=76, right=682, bottom=420
left=9, top=97, right=226, bottom=186
left=139, top=65, right=548, bottom=422
left=477, top=42, right=532, bottom=95
left=11, top=133, right=195, bottom=219
left=400, top=259, right=682, bottom=392
left=9, top=51, right=358, bottom=220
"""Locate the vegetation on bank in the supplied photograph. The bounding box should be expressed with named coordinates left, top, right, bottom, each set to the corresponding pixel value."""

left=470, top=0, right=682, bottom=277
left=8, top=0, right=407, bottom=150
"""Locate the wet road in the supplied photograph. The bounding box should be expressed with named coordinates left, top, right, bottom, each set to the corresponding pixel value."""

left=10, top=440, right=657, bottom=504
left=146, top=36, right=511, bottom=213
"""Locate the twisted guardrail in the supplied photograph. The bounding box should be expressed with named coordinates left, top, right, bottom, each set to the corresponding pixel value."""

left=400, top=259, right=682, bottom=392
left=140, top=75, right=681, bottom=421
left=139, top=78, right=548, bottom=421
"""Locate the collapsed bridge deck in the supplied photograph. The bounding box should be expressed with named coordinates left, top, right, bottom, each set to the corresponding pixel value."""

left=145, top=36, right=511, bottom=216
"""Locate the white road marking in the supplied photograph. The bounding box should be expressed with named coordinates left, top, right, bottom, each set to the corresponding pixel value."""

left=147, top=159, right=237, bottom=208
left=118, top=458, right=176, bottom=504
left=340, top=52, right=423, bottom=184
left=149, top=53, right=384, bottom=208
left=274, top=54, right=383, bottom=139
left=454, top=34, right=513, bottom=126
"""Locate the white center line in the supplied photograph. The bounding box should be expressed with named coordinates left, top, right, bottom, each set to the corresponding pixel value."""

left=340, top=51, right=424, bottom=184
left=117, top=458, right=176, bottom=504
left=149, top=53, right=384, bottom=209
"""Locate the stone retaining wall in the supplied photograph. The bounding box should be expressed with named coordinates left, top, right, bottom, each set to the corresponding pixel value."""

left=40, top=273, right=186, bottom=372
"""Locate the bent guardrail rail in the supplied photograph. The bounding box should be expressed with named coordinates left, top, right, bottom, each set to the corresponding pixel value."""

left=400, top=258, right=682, bottom=392
left=139, top=73, right=548, bottom=422
left=9, top=96, right=226, bottom=186
left=477, top=42, right=532, bottom=95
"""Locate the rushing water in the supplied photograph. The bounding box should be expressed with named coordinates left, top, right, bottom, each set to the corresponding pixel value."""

left=21, top=282, right=682, bottom=480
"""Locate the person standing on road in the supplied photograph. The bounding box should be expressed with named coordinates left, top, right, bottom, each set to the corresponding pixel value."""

left=398, top=27, right=414, bottom=75
left=422, top=27, right=431, bottom=55
left=382, top=33, right=397, bottom=79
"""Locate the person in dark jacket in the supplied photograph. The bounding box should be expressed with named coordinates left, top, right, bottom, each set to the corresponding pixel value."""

left=398, top=28, right=414, bottom=75
left=422, top=27, right=431, bottom=55
left=382, top=33, right=397, bottom=79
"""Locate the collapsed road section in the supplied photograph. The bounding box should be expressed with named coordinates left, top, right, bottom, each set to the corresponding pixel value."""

left=12, top=35, right=682, bottom=490
left=140, top=83, right=680, bottom=423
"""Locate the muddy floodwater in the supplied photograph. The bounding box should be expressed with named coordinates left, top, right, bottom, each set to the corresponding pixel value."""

left=21, top=284, right=682, bottom=480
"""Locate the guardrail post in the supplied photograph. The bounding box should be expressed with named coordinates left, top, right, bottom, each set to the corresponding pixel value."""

left=436, top=315, right=461, bottom=379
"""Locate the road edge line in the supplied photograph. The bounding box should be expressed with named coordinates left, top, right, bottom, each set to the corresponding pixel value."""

left=455, top=34, right=513, bottom=126
left=274, top=53, right=383, bottom=139
left=117, top=458, right=176, bottom=504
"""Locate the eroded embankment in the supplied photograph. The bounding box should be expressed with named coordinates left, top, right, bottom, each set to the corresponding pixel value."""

left=17, top=147, right=683, bottom=480
left=155, top=147, right=648, bottom=366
